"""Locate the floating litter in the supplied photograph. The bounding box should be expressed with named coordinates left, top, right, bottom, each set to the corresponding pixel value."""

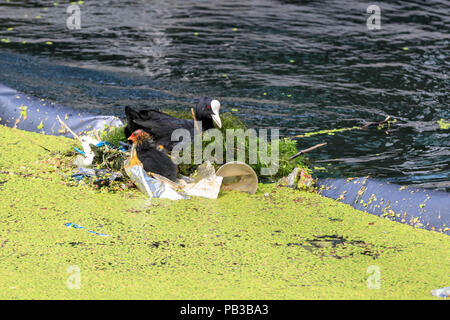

left=431, top=287, right=450, bottom=298
left=64, top=222, right=110, bottom=237
left=216, top=162, right=258, bottom=194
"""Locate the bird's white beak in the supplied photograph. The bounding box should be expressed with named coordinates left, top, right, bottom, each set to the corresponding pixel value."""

left=211, top=99, right=222, bottom=128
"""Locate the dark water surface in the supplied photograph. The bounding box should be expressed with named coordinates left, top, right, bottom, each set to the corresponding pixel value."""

left=0, top=0, right=449, bottom=190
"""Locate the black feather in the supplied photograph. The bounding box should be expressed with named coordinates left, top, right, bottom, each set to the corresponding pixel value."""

left=124, top=97, right=216, bottom=151
left=135, top=139, right=177, bottom=181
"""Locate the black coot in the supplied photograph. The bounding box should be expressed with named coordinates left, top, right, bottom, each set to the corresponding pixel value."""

left=124, top=97, right=221, bottom=150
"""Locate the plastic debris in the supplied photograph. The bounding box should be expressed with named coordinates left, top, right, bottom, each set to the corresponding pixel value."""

left=73, top=140, right=125, bottom=156
left=183, top=174, right=223, bottom=199
left=95, top=141, right=127, bottom=151
left=73, top=136, right=100, bottom=167
left=297, top=170, right=315, bottom=190
left=125, top=164, right=188, bottom=200
left=176, top=175, right=195, bottom=187
left=124, top=159, right=227, bottom=200
left=285, top=167, right=301, bottom=187
left=431, top=287, right=450, bottom=298
left=73, top=137, right=127, bottom=171
left=216, top=162, right=258, bottom=194
left=181, top=161, right=223, bottom=198
left=277, top=167, right=315, bottom=191
left=191, top=161, right=216, bottom=182
left=64, top=222, right=110, bottom=237
left=71, top=167, right=123, bottom=186
left=71, top=137, right=126, bottom=187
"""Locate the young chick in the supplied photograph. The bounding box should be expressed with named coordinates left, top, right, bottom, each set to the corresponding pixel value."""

left=127, top=129, right=177, bottom=181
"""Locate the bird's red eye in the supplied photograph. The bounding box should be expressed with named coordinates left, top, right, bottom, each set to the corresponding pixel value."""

left=206, top=105, right=211, bottom=109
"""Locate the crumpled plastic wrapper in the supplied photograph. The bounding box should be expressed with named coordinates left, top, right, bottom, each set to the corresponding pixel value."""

left=72, top=167, right=123, bottom=184
left=297, top=169, right=315, bottom=191
left=125, top=165, right=188, bottom=200
left=191, top=161, right=216, bottom=182
left=183, top=174, right=223, bottom=199
left=277, top=167, right=315, bottom=191
left=125, top=158, right=224, bottom=200
left=182, top=161, right=223, bottom=199
left=431, top=287, right=450, bottom=298
left=73, top=136, right=100, bottom=167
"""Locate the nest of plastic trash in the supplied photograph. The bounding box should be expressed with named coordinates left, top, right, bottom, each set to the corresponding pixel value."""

left=68, top=131, right=315, bottom=200
left=99, top=112, right=310, bottom=181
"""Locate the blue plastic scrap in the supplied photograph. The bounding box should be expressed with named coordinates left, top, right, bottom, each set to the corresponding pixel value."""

left=73, top=141, right=126, bottom=155
left=64, top=222, right=110, bottom=237
left=95, top=141, right=126, bottom=151
left=71, top=167, right=122, bottom=183
left=73, top=147, right=85, bottom=155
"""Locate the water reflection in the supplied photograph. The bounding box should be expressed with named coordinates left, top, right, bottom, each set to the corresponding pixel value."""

left=0, top=0, right=448, bottom=190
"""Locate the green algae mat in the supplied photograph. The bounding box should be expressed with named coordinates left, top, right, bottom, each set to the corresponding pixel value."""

left=0, top=125, right=448, bottom=299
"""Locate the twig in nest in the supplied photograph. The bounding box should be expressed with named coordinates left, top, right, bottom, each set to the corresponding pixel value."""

left=93, top=128, right=101, bottom=141
left=289, top=142, right=327, bottom=160
left=13, top=118, right=21, bottom=129
left=361, top=116, right=391, bottom=129
left=56, top=115, right=82, bottom=143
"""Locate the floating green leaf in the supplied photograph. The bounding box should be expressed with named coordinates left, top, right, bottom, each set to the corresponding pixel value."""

left=437, top=119, right=450, bottom=130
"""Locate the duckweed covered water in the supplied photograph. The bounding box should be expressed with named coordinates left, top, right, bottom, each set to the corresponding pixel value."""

left=0, top=125, right=449, bottom=299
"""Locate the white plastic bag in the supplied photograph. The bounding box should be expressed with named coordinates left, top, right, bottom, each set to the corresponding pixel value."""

left=183, top=175, right=223, bottom=199
left=125, top=165, right=188, bottom=200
